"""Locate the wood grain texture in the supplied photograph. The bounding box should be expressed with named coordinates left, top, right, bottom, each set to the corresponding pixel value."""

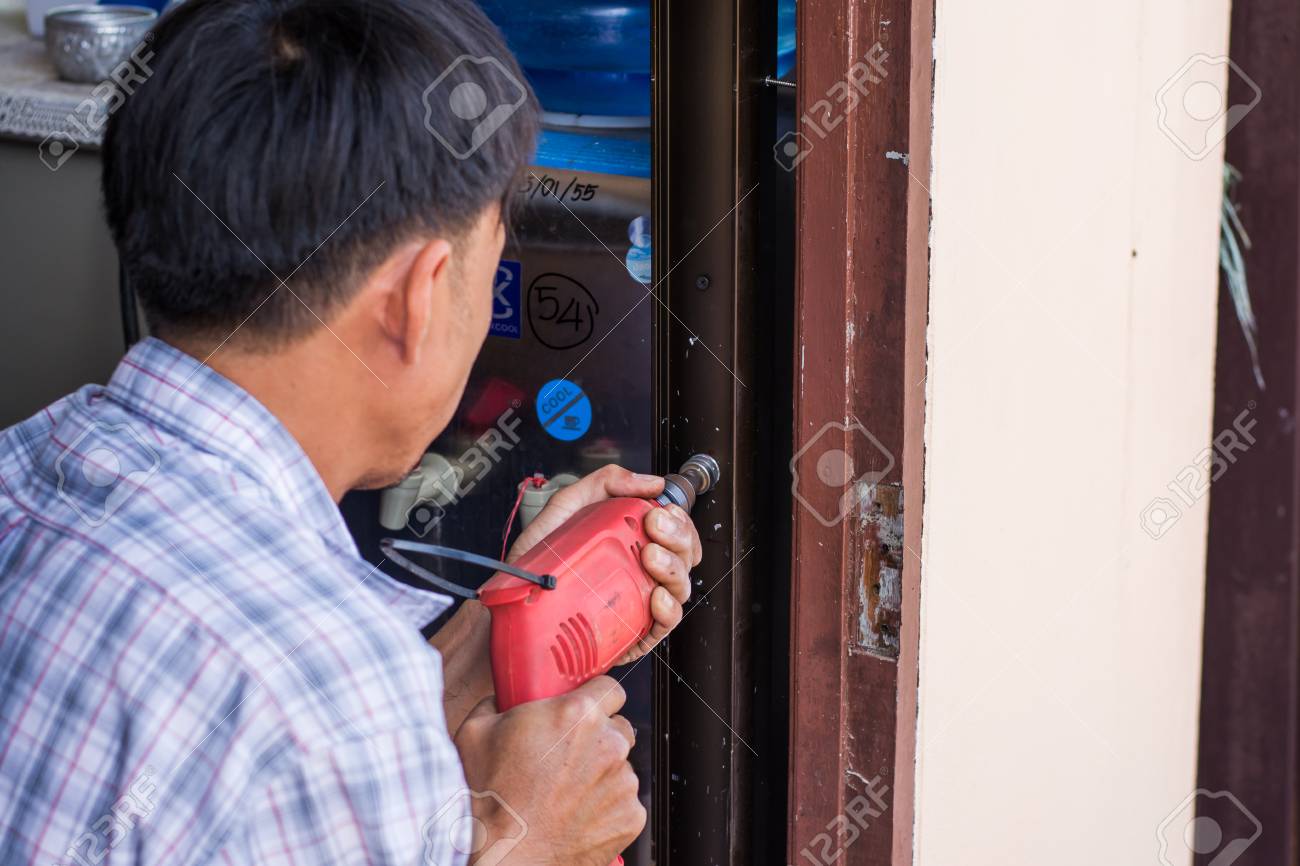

left=788, top=0, right=931, bottom=862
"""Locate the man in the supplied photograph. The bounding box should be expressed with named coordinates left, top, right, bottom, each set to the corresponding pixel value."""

left=0, top=0, right=701, bottom=863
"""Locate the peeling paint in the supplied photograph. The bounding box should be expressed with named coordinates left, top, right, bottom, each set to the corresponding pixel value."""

left=885, top=150, right=910, bottom=165
left=848, top=483, right=904, bottom=658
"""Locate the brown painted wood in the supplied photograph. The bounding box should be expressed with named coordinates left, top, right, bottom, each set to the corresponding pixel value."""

left=1198, top=2, right=1300, bottom=864
left=891, top=1, right=932, bottom=859
left=788, top=0, right=931, bottom=863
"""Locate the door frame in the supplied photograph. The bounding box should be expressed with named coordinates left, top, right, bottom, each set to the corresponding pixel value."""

left=650, top=0, right=934, bottom=860
left=651, top=0, right=786, bottom=862
left=787, top=0, right=933, bottom=863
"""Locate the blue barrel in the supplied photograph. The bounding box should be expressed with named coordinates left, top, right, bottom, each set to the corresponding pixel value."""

left=478, top=0, right=794, bottom=117
left=478, top=0, right=651, bottom=117
left=480, top=0, right=795, bottom=176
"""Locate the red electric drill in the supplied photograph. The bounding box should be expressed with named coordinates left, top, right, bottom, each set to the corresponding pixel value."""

left=381, top=454, right=720, bottom=864
left=479, top=453, right=720, bottom=709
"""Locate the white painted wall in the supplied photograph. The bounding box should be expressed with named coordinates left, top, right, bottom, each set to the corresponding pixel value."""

left=915, top=2, right=1233, bottom=864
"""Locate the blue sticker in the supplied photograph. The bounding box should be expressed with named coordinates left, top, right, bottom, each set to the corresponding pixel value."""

left=535, top=378, right=593, bottom=441
left=490, top=260, right=522, bottom=339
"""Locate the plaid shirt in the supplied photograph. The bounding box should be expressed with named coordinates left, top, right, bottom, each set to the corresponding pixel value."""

left=0, top=338, right=471, bottom=866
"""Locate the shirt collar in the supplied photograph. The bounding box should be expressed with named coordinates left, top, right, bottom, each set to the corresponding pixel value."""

left=108, top=337, right=348, bottom=543
left=106, top=338, right=451, bottom=628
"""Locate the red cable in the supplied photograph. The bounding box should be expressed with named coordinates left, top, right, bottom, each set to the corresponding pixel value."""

left=501, top=473, right=545, bottom=562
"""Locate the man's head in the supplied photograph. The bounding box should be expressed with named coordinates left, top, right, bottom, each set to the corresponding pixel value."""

left=102, top=0, right=538, bottom=492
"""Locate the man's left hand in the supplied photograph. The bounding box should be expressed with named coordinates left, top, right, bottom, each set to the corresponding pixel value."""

left=508, top=464, right=703, bottom=664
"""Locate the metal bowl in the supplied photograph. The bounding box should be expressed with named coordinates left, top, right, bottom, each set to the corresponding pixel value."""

left=45, top=6, right=157, bottom=84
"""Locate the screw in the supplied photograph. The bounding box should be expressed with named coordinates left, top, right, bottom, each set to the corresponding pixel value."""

left=695, top=274, right=711, bottom=291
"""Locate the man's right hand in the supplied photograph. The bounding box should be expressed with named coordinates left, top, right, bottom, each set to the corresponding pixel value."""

left=453, top=676, right=644, bottom=865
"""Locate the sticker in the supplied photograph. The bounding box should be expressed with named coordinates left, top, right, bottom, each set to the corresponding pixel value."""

left=527, top=273, right=599, bottom=350
left=490, top=260, right=522, bottom=339
left=535, top=378, right=593, bottom=441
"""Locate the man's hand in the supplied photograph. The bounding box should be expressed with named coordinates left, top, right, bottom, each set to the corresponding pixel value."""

left=454, top=676, right=643, bottom=865
left=433, top=464, right=704, bottom=735
left=508, top=464, right=703, bottom=663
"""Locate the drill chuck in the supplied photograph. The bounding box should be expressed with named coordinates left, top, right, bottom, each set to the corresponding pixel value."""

left=656, top=453, right=721, bottom=512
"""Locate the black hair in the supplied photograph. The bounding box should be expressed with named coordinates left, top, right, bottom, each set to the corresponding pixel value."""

left=102, top=0, right=538, bottom=342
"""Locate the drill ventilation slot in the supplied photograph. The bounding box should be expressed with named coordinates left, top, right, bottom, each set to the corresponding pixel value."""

left=552, top=613, right=599, bottom=680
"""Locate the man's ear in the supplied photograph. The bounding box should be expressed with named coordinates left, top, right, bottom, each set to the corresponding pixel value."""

left=385, top=237, right=453, bottom=366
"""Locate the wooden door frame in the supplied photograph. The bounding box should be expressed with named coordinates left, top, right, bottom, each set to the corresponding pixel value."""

left=788, top=0, right=933, bottom=863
